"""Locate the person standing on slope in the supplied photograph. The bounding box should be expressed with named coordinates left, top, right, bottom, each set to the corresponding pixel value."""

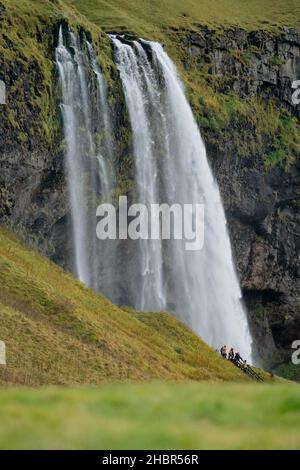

left=228, top=348, right=235, bottom=361
left=220, top=345, right=227, bottom=359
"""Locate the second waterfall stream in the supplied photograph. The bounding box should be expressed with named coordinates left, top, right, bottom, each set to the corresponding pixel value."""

left=56, top=28, right=253, bottom=361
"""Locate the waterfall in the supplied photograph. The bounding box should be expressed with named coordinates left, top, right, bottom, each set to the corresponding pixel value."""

left=109, top=38, right=166, bottom=311
left=111, top=37, right=252, bottom=360
left=56, top=25, right=252, bottom=361
left=55, top=26, right=115, bottom=295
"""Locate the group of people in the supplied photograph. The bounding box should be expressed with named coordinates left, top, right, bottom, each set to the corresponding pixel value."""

left=220, top=345, right=245, bottom=367
left=219, top=345, right=264, bottom=382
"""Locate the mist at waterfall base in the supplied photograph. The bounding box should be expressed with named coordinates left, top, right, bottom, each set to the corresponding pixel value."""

left=56, top=28, right=253, bottom=362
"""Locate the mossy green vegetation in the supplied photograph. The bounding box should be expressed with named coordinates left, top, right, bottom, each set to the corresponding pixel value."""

left=0, top=0, right=60, bottom=148
left=195, top=89, right=300, bottom=169
left=273, top=363, right=300, bottom=382
left=0, top=382, right=299, bottom=449
left=0, top=0, right=115, bottom=150
left=264, top=115, right=300, bottom=170
left=0, top=225, right=256, bottom=386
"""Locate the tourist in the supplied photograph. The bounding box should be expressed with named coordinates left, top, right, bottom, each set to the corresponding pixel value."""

left=234, top=351, right=243, bottom=365
left=228, top=347, right=235, bottom=361
left=220, top=345, right=227, bottom=359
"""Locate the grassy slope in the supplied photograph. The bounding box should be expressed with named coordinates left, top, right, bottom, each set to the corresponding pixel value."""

left=0, top=226, right=253, bottom=385
left=66, top=0, right=300, bottom=35
left=0, top=382, right=299, bottom=449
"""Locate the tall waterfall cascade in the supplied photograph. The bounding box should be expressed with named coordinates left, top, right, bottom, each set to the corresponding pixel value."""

left=56, top=28, right=253, bottom=361
left=55, top=26, right=116, bottom=297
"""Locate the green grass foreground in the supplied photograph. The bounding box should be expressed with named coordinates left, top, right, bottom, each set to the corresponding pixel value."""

left=0, top=382, right=299, bottom=449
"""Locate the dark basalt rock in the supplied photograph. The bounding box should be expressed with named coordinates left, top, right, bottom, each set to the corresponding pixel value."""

left=181, top=27, right=300, bottom=369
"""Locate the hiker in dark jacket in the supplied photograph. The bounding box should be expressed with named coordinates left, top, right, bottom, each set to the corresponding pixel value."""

left=228, top=348, right=235, bottom=361
left=234, top=351, right=244, bottom=366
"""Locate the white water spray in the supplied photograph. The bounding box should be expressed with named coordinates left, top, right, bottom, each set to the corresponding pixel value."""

left=112, top=37, right=252, bottom=360
left=55, top=26, right=115, bottom=294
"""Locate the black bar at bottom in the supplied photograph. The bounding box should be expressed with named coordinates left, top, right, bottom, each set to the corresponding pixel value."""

left=0, top=449, right=295, bottom=466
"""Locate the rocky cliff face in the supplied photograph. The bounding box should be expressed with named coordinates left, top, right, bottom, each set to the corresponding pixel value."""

left=0, top=8, right=70, bottom=266
left=181, top=27, right=300, bottom=367
left=0, top=9, right=299, bottom=375
left=0, top=7, right=119, bottom=272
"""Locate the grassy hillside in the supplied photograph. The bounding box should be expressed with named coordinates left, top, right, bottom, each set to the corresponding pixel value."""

left=67, top=0, right=300, bottom=35
left=0, top=226, right=253, bottom=385
left=0, top=382, right=299, bottom=449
